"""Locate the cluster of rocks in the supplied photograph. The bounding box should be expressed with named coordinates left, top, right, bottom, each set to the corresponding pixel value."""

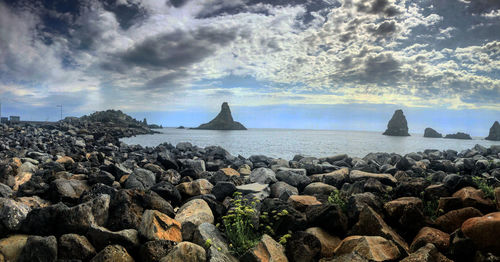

left=0, top=112, right=500, bottom=261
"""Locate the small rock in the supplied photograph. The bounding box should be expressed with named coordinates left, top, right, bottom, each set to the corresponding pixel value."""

left=0, top=198, right=30, bottom=232
left=270, top=181, right=298, bottom=201
left=219, top=168, right=240, bottom=177
left=212, top=182, right=237, bottom=201
left=401, top=243, right=452, bottom=262
left=285, top=231, right=321, bottom=262
left=349, top=170, right=397, bottom=185
left=124, top=168, right=156, bottom=190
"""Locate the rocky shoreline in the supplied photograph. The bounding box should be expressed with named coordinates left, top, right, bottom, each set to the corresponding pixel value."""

left=0, top=112, right=499, bottom=262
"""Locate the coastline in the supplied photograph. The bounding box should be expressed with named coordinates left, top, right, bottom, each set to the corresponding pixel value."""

left=0, top=120, right=499, bottom=261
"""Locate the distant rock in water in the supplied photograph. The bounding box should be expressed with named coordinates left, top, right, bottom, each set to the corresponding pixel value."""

left=444, top=132, right=472, bottom=140
left=194, top=102, right=247, bottom=130
left=485, top=121, right=500, bottom=141
left=424, top=128, right=442, bottom=138
left=177, top=126, right=185, bottom=129
left=383, top=109, right=410, bottom=136
left=80, top=110, right=145, bottom=128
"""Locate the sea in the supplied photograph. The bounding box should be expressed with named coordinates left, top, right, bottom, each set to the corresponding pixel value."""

left=120, top=128, right=500, bottom=160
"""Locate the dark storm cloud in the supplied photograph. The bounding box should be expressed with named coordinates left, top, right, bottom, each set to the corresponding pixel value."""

left=144, top=71, right=190, bottom=90
left=115, top=27, right=238, bottom=70
left=101, top=0, right=145, bottom=29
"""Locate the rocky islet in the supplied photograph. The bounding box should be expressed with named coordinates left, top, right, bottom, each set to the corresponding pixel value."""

left=0, top=111, right=499, bottom=261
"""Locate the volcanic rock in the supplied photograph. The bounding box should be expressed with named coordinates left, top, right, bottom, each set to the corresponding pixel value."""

left=486, top=121, right=500, bottom=141
left=194, top=102, right=247, bottom=130
left=383, top=109, right=410, bottom=136
left=444, top=132, right=472, bottom=140
left=423, top=128, right=442, bottom=138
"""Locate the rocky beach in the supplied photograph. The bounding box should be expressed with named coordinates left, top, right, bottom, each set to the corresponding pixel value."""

left=0, top=111, right=499, bottom=262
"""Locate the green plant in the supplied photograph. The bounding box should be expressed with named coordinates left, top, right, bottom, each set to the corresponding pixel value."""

left=222, top=192, right=260, bottom=257
left=328, top=189, right=347, bottom=212
left=278, top=233, right=292, bottom=245
left=422, top=199, right=441, bottom=220
left=472, top=176, right=495, bottom=199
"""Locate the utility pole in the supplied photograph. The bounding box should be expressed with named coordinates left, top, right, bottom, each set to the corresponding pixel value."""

left=56, top=105, right=62, bottom=121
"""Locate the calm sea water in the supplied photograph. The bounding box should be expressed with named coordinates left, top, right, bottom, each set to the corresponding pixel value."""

left=121, top=128, right=500, bottom=160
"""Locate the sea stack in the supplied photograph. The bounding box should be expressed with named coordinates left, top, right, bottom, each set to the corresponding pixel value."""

left=485, top=121, right=500, bottom=141
left=444, top=132, right=472, bottom=140
left=424, top=127, right=442, bottom=138
left=194, top=102, right=247, bottom=130
left=383, top=109, right=410, bottom=136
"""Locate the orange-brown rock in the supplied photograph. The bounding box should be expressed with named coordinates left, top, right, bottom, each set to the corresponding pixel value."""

left=384, top=197, right=423, bottom=219
left=494, top=187, right=500, bottom=209
left=410, top=227, right=449, bottom=252
left=0, top=235, right=28, bottom=262
left=13, top=172, right=32, bottom=191
left=287, top=195, right=321, bottom=211
left=241, top=234, right=288, bottom=262
left=160, top=242, right=206, bottom=262
left=334, top=235, right=401, bottom=261
left=56, top=156, right=75, bottom=167
left=220, top=168, right=240, bottom=177
left=139, top=210, right=182, bottom=242
left=305, top=227, right=341, bottom=258
left=461, top=212, right=500, bottom=254
left=452, top=186, right=495, bottom=212
left=434, top=207, right=483, bottom=233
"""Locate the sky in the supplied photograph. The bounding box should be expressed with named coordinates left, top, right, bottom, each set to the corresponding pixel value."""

left=0, top=0, right=499, bottom=135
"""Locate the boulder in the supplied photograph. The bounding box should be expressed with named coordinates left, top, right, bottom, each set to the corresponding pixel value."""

left=485, top=121, right=500, bottom=141
left=461, top=212, right=500, bottom=254
left=306, top=204, right=348, bottom=236
left=310, top=168, right=348, bottom=188
left=18, top=235, right=57, bottom=262
left=240, top=234, right=287, bottom=262
left=285, top=231, right=321, bottom=262
left=236, top=183, right=270, bottom=198
left=58, top=234, right=97, bottom=261
left=194, top=102, right=247, bottom=130
left=350, top=205, right=409, bottom=254
left=410, top=227, right=449, bottom=253
left=382, top=109, right=410, bottom=136
left=0, top=198, right=30, bottom=232
left=160, top=242, right=206, bottom=262
left=349, top=170, right=397, bottom=185
left=452, top=186, right=496, bottom=213
left=139, top=210, right=182, bottom=242
left=401, top=243, right=452, bottom=262
left=90, top=244, right=134, bottom=262
left=175, top=199, right=214, bottom=240
left=212, top=181, right=237, bottom=201
left=51, top=178, right=89, bottom=201
left=139, top=240, right=176, bottom=262
left=276, top=168, right=310, bottom=189
left=287, top=195, right=321, bottom=212
left=334, top=236, right=401, bottom=261
left=434, top=207, right=483, bottom=233
left=192, top=223, right=237, bottom=262
left=176, top=179, right=213, bottom=197
left=249, top=168, right=277, bottom=184
left=303, top=182, right=337, bottom=196
left=305, top=227, right=341, bottom=258
left=270, top=181, right=298, bottom=201
left=0, top=235, right=28, bottom=262
left=124, top=168, right=156, bottom=190
left=423, top=128, right=442, bottom=138
left=87, top=226, right=140, bottom=251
